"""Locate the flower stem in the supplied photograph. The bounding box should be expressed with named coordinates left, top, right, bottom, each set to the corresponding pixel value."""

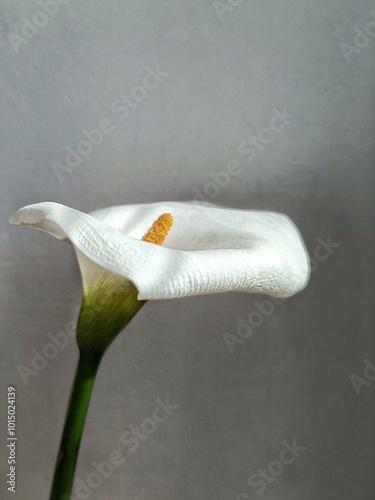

left=49, top=278, right=144, bottom=499
left=49, top=349, right=102, bottom=500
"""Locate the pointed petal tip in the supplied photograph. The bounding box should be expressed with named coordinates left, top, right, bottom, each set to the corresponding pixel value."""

left=8, top=207, right=46, bottom=226
left=8, top=213, right=21, bottom=226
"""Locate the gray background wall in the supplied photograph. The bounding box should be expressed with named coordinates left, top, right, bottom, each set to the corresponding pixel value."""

left=1, top=0, right=375, bottom=499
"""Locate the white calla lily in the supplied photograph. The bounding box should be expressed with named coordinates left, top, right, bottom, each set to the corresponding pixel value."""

left=9, top=199, right=310, bottom=500
left=9, top=200, right=310, bottom=300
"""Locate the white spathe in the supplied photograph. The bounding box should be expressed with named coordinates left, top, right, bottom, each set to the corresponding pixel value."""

left=9, top=201, right=310, bottom=300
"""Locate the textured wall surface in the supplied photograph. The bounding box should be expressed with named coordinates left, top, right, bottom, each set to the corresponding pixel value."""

left=1, top=1, right=375, bottom=499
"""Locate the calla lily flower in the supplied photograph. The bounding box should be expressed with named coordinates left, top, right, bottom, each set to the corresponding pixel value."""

left=9, top=200, right=309, bottom=300
left=9, top=200, right=310, bottom=500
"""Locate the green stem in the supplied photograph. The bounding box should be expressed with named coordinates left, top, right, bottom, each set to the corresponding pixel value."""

left=49, top=277, right=144, bottom=499
left=49, top=349, right=102, bottom=500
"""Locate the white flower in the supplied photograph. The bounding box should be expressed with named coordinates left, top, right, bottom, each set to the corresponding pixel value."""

left=9, top=201, right=310, bottom=300
left=9, top=200, right=311, bottom=500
